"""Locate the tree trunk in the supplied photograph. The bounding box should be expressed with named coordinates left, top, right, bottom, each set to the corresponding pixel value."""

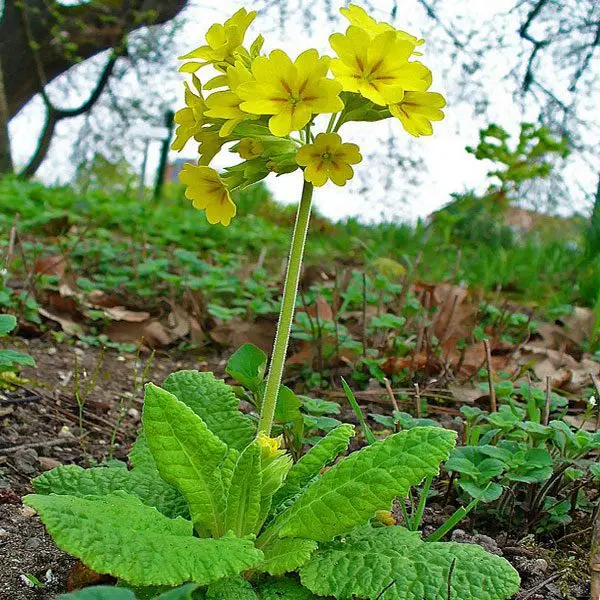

left=0, top=55, right=13, bottom=174
left=1, top=0, right=188, bottom=119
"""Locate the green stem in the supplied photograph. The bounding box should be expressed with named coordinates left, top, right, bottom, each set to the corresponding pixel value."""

left=413, top=475, right=433, bottom=531
left=258, top=179, right=314, bottom=436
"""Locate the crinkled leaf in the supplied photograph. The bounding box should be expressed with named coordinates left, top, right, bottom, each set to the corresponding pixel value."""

left=206, top=576, right=257, bottom=599
left=163, top=370, right=255, bottom=452
left=266, top=427, right=456, bottom=542
left=58, top=587, right=135, bottom=600
left=24, top=493, right=263, bottom=587
left=257, top=577, right=317, bottom=600
left=142, top=383, right=229, bottom=536
left=274, top=424, right=354, bottom=507
left=226, top=343, right=267, bottom=392
left=224, top=441, right=262, bottom=536
left=33, top=464, right=189, bottom=519
left=300, top=525, right=520, bottom=600
left=258, top=538, right=318, bottom=575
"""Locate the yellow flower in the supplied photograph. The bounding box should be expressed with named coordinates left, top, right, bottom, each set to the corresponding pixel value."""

left=236, top=137, right=264, bottom=159
left=179, top=164, right=236, bottom=226
left=375, top=510, right=396, bottom=526
left=205, top=62, right=258, bottom=137
left=296, top=132, right=362, bottom=187
left=237, top=49, right=344, bottom=137
left=340, top=4, right=424, bottom=49
left=179, top=8, right=256, bottom=71
left=389, top=91, right=446, bottom=137
left=329, top=26, right=431, bottom=105
left=256, top=433, right=280, bottom=457
left=171, top=77, right=207, bottom=151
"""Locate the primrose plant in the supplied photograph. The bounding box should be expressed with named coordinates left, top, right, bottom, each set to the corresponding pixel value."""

left=25, top=6, right=520, bottom=600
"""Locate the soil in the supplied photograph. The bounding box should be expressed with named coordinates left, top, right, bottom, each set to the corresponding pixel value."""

left=0, top=336, right=594, bottom=599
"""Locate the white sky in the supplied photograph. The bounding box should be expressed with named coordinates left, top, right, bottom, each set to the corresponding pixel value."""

left=7, top=0, right=596, bottom=222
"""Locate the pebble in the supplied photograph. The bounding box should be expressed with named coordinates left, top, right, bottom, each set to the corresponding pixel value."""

left=58, top=425, right=75, bottom=439
left=0, top=527, right=9, bottom=537
left=19, top=506, right=37, bottom=518
left=533, top=558, right=549, bottom=574
left=45, top=569, right=56, bottom=584
left=13, top=448, right=39, bottom=475
left=127, top=407, right=140, bottom=423
left=19, top=574, right=35, bottom=588
left=25, top=537, right=41, bottom=550
left=46, top=347, right=57, bottom=356
left=38, top=456, right=63, bottom=471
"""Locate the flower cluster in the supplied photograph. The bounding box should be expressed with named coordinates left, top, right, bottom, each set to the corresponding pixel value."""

left=172, top=5, right=446, bottom=225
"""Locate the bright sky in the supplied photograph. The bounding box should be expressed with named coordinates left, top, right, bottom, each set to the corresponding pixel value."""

left=8, top=0, right=591, bottom=223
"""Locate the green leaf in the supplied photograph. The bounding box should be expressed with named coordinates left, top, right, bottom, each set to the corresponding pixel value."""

left=273, top=424, right=355, bottom=506
left=226, top=343, right=267, bottom=392
left=300, top=525, right=520, bottom=600
left=274, top=385, right=303, bottom=424
left=0, top=314, right=17, bottom=336
left=257, top=577, right=317, bottom=600
left=206, top=576, right=257, bottom=599
left=258, top=538, right=318, bottom=575
left=458, top=481, right=503, bottom=503
left=33, top=464, right=189, bottom=519
left=590, top=463, right=600, bottom=479
left=163, top=371, right=255, bottom=452
left=24, top=493, right=263, bottom=587
left=58, top=587, right=135, bottom=600
left=142, top=383, right=229, bottom=536
left=128, top=431, right=158, bottom=472
left=0, top=349, right=36, bottom=367
left=224, top=441, right=262, bottom=536
left=265, top=427, right=456, bottom=542
left=154, top=584, right=202, bottom=600
left=256, top=445, right=293, bottom=527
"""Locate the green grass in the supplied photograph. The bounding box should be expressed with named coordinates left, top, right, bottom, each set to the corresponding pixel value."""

left=1, top=175, right=597, bottom=329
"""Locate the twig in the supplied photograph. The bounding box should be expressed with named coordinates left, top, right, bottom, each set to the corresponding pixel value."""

left=440, top=293, right=459, bottom=343
left=543, top=376, right=551, bottom=426
left=553, top=526, right=592, bottom=545
left=521, top=570, right=567, bottom=600
left=414, top=382, right=422, bottom=417
left=483, top=339, right=497, bottom=412
left=375, top=579, right=397, bottom=600
left=1, top=437, right=79, bottom=454
left=3, top=213, right=19, bottom=288
left=446, top=558, right=456, bottom=600
left=383, top=377, right=400, bottom=412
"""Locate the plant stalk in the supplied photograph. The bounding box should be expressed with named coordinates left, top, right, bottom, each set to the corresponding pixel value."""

left=258, top=179, right=314, bottom=436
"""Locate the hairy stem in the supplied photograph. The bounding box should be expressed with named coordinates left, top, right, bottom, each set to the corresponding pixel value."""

left=258, top=179, right=314, bottom=436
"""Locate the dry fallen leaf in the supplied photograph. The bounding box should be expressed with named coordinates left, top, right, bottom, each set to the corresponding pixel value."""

left=209, top=317, right=276, bottom=353
left=102, top=306, right=151, bottom=322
